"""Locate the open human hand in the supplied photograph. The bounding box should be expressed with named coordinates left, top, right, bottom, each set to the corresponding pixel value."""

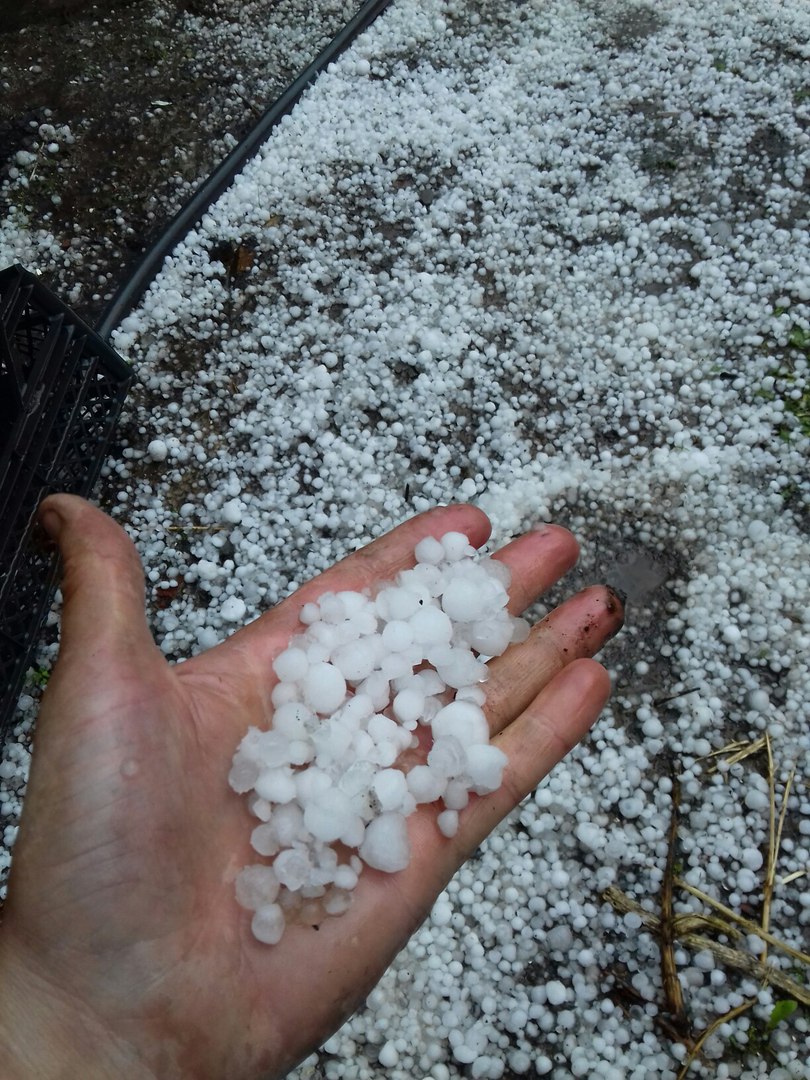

left=0, top=494, right=623, bottom=1079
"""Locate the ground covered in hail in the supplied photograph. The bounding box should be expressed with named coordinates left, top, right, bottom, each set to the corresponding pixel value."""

left=2, top=1, right=810, bottom=1078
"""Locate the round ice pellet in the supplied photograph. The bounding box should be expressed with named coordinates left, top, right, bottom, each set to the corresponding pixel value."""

left=252, top=903, right=286, bottom=945
left=414, top=536, right=445, bottom=565
left=381, top=620, right=414, bottom=652
left=255, top=767, right=297, bottom=804
left=235, top=865, right=280, bottom=910
left=274, top=848, right=313, bottom=890
left=373, top=769, right=408, bottom=812
left=271, top=803, right=306, bottom=846
left=273, top=646, right=309, bottom=683
left=441, top=578, right=486, bottom=622
left=432, top=700, right=490, bottom=745
left=443, top=779, right=470, bottom=810
left=304, top=787, right=356, bottom=844
left=250, top=823, right=280, bottom=857
left=392, top=688, right=425, bottom=725
left=410, top=607, right=453, bottom=644
left=299, top=602, right=320, bottom=625
left=303, top=662, right=347, bottom=714
left=441, top=532, right=474, bottom=561
left=437, top=809, right=459, bottom=837
left=228, top=755, right=260, bottom=794
left=333, top=864, right=359, bottom=890
left=407, top=765, right=447, bottom=804
left=271, top=702, right=313, bottom=739
left=466, top=618, right=513, bottom=656
left=360, top=812, right=410, bottom=872
left=465, top=743, right=508, bottom=794
left=427, top=736, right=466, bottom=778
left=221, top=596, right=247, bottom=623
left=436, top=649, right=487, bottom=689
left=377, top=586, right=420, bottom=621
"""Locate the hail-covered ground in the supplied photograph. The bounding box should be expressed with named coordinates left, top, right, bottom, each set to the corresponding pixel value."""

left=3, top=0, right=810, bottom=1077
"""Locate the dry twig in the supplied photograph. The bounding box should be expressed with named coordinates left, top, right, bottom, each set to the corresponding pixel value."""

left=602, top=887, right=810, bottom=1007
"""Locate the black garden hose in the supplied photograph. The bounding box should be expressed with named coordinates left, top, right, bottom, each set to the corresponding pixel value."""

left=97, top=0, right=394, bottom=341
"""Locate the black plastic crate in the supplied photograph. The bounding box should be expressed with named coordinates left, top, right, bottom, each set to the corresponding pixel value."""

left=0, top=264, right=132, bottom=741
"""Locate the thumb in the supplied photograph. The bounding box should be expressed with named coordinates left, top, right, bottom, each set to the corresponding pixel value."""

left=39, top=493, right=156, bottom=665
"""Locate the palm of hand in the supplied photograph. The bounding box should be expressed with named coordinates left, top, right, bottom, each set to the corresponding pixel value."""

left=0, top=497, right=621, bottom=1080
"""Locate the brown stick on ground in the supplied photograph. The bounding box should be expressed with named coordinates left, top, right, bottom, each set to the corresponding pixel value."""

left=660, top=775, right=688, bottom=1031
left=603, top=886, right=810, bottom=1007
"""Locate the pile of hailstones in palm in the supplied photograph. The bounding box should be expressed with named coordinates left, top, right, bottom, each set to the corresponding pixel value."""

left=229, top=532, right=528, bottom=945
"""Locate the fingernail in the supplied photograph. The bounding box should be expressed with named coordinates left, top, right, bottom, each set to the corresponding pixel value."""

left=603, top=586, right=627, bottom=640
left=531, top=522, right=552, bottom=536
left=40, top=507, right=63, bottom=541
left=605, top=584, right=627, bottom=610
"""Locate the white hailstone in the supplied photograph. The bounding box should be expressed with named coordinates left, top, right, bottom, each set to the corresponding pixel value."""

left=437, top=809, right=459, bottom=837
left=414, top=669, right=446, bottom=695
left=323, top=889, right=352, bottom=915
left=221, top=498, right=243, bottom=524
left=248, top=794, right=272, bottom=821
left=373, top=769, right=408, bottom=812
left=427, top=736, right=467, bottom=778
left=299, top=602, right=320, bottom=625
left=434, top=648, right=487, bottom=689
left=146, top=439, right=168, bottom=462
left=332, top=641, right=378, bottom=681
left=221, top=596, right=247, bottom=623
left=392, top=687, right=425, bottom=725
left=414, top=535, right=446, bottom=564
left=432, top=701, right=490, bottom=745
left=443, top=780, right=470, bottom=811
left=251, top=903, right=286, bottom=945
left=357, top=671, right=390, bottom=710
left=360, top=812, right=410, bottom=871
left=235, top=865, right=280, bottom=910
left=273, top=848, right=313, bottom=890
left=464, top=618, right=514, bottom=656
left=252, top=730, right=292, bottom=768
left=303, top=787, right=357, bottom=844
left=333, top=864, right=359, bottom=890
left=747, top=689, right=770, bottom=712
left=407, top=765, right=448, bottom=804
left=303, top=662, right=347, bottom=714
left=270, top=803, right=306, bottom=846
left=228, top=753, right=260, bottom=794
left=381, top=620, right=414, bottom=652
left=441, top=532, right=474, bottom=561
left=465, top=744, right=508, bottom=794
left=546, top=980, right=568, bottom=1006
left=442, top=577, right=491, bottom=623
left=255, top=768, right=297, bottom=804
left=312, top=717, right=354, bottom=763
left=378, top=1042, right=399, bottom=1068
left=271, top=702, right=313, bottom=739
left=455, top=685, right=487, bottom=706
left=251, top=823, right=280, bottom=857
left=273, top=647, right=310, bottom=683
left=379, top=651, right=415, bottom=681
left=409, top=607, right=453, bottom=644
left=745, top=788, right=770, bottom=812
left=376, top=585, right=420, bottom=620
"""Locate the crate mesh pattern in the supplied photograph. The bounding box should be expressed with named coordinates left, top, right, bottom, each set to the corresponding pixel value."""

left=0, top=264, right=132, bottom=741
